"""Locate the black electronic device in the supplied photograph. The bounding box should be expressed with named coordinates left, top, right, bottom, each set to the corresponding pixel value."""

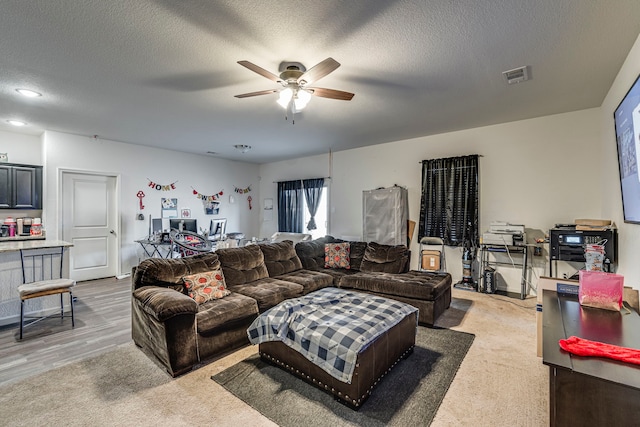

left=549, top=227, right=617, bottom=267
left=169, top=218, right=198, bottom=233
left=614, top=73, right=640, bottom=224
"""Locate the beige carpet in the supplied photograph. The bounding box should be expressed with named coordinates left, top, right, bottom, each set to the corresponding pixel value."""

left=0, top=289, right=547, bottom=426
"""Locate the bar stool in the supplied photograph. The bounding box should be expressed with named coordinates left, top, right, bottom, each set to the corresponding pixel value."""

left=18, top=247, right=76, bottom=339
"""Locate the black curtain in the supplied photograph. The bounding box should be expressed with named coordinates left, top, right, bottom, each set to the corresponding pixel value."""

left=277, top=180, right=303, bottom=233
left=418, top=155, right=479, bottom=247
left=302, top=178, right=324, bottom=230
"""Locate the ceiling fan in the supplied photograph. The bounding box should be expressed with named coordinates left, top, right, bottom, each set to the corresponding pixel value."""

left=234, top=57, right=354, bottom=122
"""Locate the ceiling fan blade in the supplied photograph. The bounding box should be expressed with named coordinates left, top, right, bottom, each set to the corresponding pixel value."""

left=237, top=60, right=281, bottom=83
left=298, top=58, right=340, bottom=86
left=234, top=89, right=278, bottom=98
left=308, top=87, right=354, bottom=101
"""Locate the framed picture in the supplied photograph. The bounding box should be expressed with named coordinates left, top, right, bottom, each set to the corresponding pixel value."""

left=181, top=208, right=191, bottom=218
left=161, top=198, right=178, bottom=218
left=0, top=153, right=7, bottom=162
left=205, top=201, right=220, bottom=215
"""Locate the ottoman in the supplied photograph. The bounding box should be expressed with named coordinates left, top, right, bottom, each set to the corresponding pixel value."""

left=339, top=271, right=452, bottom=326
left=248, top=287, right=418, bottom=408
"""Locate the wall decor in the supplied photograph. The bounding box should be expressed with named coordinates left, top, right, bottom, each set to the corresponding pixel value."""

left=136, top=190, right=145, bottom=210
left=247, top=195, right=253, bottom=210
left=234, top=185, right=252, bottom=194
left=0, top=153, right=7, bottom=162
left=205, top=201, right=220, bottom=215
left=264, top=198, right=273, bottom=221
left=161, top=198, right=178, bottom=218
left=181, top=208, right=191, bottom=218
left=148, top=178, right=177, bottom=191
left=192, top=187, right=223, bottom=201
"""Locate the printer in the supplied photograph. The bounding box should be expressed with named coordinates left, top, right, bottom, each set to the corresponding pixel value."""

left=482, top=221, right=526, bottom=246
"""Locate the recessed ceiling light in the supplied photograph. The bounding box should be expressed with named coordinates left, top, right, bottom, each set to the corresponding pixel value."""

left=16, top=88, right=42, bottom=98
left=7, top=120, right=27, bottom=127
left=234, top=144, right=252, bottom=153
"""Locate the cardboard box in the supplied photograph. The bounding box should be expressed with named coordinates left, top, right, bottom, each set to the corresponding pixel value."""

left=421, top=250, right=440, bottom=271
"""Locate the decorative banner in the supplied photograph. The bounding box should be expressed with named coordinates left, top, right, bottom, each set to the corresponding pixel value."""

left=192, top=187, right=224, bottom=202
left=148, top=178, right=177, bottom=191
left=234, top=185, right=252, bottom=194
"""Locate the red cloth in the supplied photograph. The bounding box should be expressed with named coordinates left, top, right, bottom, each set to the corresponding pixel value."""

left=559, top=335, right=640, bottom=365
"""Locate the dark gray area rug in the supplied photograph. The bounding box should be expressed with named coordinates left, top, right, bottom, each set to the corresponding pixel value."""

left=212, top=327, right=475, bottom=427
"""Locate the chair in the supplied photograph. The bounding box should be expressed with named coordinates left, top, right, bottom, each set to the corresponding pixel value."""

left=208, top=218, right=227, bottom=241
left=419, top=236, right=447, bottom=273
left=18, top=247, right=76, bottom=339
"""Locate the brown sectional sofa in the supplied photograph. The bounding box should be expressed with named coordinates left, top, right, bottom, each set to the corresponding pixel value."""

left=131, top=237, right=451, bottom=377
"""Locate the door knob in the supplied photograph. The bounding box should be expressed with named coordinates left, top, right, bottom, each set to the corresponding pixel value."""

left=109, top=230, right=115, bottom=235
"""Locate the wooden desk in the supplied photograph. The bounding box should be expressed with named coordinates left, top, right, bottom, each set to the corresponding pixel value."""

left=542, top=290, right=640, bottom=426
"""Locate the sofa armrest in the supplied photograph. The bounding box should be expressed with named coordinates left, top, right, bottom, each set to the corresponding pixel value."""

left=133, top=286, right=197, bottom=322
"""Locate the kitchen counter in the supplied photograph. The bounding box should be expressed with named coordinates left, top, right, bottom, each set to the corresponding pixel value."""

left=0, top=239, right=72, bottom=253
left=0, top=234, right=46, bottom=243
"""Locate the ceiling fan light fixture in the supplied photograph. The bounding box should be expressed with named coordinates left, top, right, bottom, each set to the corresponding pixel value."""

left=7, top=120, right=27, bottom=126
left=234, top=144, right=251, bottom=153
left=294, top=89, right=312, bottom=110
left=277, top=87, right=293, bottom=109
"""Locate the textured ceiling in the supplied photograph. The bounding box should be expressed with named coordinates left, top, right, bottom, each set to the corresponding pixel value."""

left=0, top=0, right=639, bottom=163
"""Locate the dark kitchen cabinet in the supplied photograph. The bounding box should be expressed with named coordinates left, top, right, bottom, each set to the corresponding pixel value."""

left=0, top=163, right=43, bottom=209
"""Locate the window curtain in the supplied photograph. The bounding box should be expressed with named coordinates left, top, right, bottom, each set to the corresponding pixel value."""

left=277, top=180, right=303, bottom=233
left=302, top=178, right=324, bottom=230
left=418, top=155, right=479, bottom=247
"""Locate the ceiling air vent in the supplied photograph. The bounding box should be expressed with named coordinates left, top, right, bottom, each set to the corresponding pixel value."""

left=502, top=66, right=529, bottom=85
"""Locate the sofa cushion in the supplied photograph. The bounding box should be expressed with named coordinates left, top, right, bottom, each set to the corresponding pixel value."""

left=132, top=252, right=221, bottom=292
left=196, top=292, right=259, bottom=336
left=273, top=270, right=334, bottom=294
left=348, top=241, right=367, bottom=270
left=133, top=286, right=198, bottom=322
left=359, top=242, right=409, bottom=274
left=295, top=236, right=338, bottom=270
left=260, top=240, right=303, bottom=276
left=339, top=271, right=452, bottom=301
left=216, top=244, right=269, bottom=286
left=325, top=242, right=351, bottom=269
left=182, top=269, right=230, bottom=304
left=227, top=277, right=304, bottom=312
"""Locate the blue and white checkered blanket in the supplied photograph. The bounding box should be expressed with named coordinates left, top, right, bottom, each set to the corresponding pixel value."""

left=247, top=287, right=418, bottom=383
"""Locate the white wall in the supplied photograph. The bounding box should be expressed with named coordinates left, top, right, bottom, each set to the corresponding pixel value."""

left=260, top=108, right=603, bottom=293
left=0, top=130, right=42, bottom=165
left=42, top=131, right=260, bottom=276
left=600, top=33, right=640, bottom=288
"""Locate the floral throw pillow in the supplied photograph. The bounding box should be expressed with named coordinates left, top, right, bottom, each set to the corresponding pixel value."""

left=325, top=242, right=351, bottom=269
left=182, top=269, right=230, bottom=304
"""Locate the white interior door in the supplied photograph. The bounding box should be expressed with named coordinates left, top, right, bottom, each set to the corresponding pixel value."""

left=62, top=172, right=118, bottom=281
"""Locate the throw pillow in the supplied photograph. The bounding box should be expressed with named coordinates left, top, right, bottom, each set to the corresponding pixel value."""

left=325, top=242, right=351, bottom=269
left=182, top=269, right=230, bottom=304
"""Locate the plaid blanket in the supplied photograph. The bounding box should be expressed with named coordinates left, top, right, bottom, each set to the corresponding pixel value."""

left=247, top=287, right=418, bottom=383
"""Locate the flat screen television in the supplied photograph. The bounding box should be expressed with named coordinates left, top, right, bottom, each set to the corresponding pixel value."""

left=169, top=218, right=198, bottom=233
left=614, top=74, right=640, bottom=224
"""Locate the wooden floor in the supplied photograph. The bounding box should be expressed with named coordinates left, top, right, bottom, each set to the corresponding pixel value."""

left=0, top=276, right=133, bottom=386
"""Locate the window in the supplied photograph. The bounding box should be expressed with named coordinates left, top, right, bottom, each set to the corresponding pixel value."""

left=418, top=155, right=479, bottom=247
left=277, top=178, right=327, bottom=237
